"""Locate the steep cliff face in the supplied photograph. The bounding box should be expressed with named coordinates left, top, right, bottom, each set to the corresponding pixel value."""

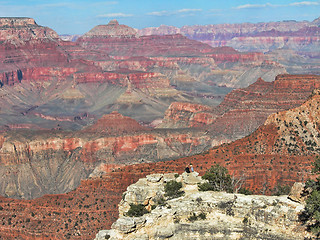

left=159, top=102, right=215, bottom=128
left=96, top=173, right=308, bottom=240
left=161, top=75, right=320, bottom=145
left=0, top=112, right=212, bottom=199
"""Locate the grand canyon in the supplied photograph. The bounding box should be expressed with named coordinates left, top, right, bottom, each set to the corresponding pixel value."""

left=0, top=9, right=319, bottom=239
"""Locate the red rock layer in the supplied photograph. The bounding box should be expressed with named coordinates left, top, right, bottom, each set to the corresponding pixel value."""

left=0, top=114, right=212, bottom=199
left=78, top=26, right=262, bottom=64
left=77, top=34, right=213, bottom=57
left=207, top=46, right=263, bottom=63
left=0, top=18, right=59, bottom=43
left=160, top=102, right=215, bottom=128
left=82, top=112, right=147, bottom=134
left=0, top=19, right=171, bottom=90
left=161, top=75, right=320, bottom=144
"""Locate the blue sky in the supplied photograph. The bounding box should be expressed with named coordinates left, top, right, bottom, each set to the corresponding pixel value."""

left=0, top=0, right=319, bottom=34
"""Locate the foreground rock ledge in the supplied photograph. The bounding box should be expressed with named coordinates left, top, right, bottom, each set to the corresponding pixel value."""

left=95, top=173, right=310, bottom=240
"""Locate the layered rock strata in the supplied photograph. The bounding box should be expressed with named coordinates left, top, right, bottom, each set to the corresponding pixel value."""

left=0, top=112, right=212, bottom=199
left=160, top=75, right=320, bottom=145
left=139, top=18, right=320, bottom=53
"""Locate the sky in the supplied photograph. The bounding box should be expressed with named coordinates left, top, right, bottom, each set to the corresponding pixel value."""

left=0, top=0, right=319, bottom=34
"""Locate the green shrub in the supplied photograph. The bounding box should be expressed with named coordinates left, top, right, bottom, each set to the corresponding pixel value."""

left=300, top=156, right=320, bottom=237
left=272, top=184, right=291, bottom=196
left=156, top=196, right=166, bottom=206
left=174, top=217, right=180, bottom=224
left=165, top=180, right=184, bottom=199
left=198, top=212, right=207, bottom=220
left=126, top=204, right=149, bottom=217
left=238, top=187, right=253, bottom=195
left=151, top=196, right=167, bottom=210
left=198, top=164, right=233, bottom=193
left=187, top=212, right=207, bottom=222
left=243, top=216, right=249, bottom=225
left=198, top=182, right=214, bottom=191
left=187, top=213, right=198, bottom=222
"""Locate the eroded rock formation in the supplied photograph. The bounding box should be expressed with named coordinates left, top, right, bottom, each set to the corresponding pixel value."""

left=160, top=74, right=320, bottom=145
left=96, top=173, right=308, bottom=240
left=0, top=111, right=213, bottom=199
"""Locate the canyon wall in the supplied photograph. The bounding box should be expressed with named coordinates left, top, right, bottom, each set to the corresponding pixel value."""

left=138, top=18, right=320, bottom=53
left=0, top=112, right=212, bottom=199
left=160, top=74, right=320, bottom=144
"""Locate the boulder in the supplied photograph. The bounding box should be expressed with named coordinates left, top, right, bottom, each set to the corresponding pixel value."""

left=111, top=217, right=136, bottom=233
left=288, top=182, right=311, bottom=203
left=146, top=174, right=163, bottom=183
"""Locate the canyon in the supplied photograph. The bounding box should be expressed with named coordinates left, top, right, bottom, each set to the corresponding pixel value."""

left=0, top=16, right=319, bottom=239
left=0, top=18, right=285, bottom=131
left=0, top=86, right=320, bottom=239
left=1, top=74, right=320, bottom=201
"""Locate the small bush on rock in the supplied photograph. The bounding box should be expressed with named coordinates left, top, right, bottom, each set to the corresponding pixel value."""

left=198, top=164, right=233, bottom=193
left=187, top=212, right=207, bottom=222
left=126, top=204, right=149, bottom=217
left=164, top=180, right=184, bottom=199
left=187, top=213, right=198, bottom=222
left=300, top=156, right=320, bottom=237
left=198, top=212, right=207, bottom=220
left=238, top=187, right=253, bottom=195
left=272, top=184, right=291, bottom=196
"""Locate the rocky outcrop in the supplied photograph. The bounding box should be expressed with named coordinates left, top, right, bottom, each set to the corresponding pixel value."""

left=82, top=111, right=147, bottom=134
left=96, top=173, right=308, bottom=240
left=159, top=102, right=214, bottom=128
left=81, top=19, right=137, bottom=39
left=288, top=182, right=311, bottom=204
left=0, top=17, right=59, bottom=43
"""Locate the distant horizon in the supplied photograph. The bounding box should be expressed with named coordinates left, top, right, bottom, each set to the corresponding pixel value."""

left=0, top=0, right=319, bottom=34
left=56, top=16, right=319, bottom=37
